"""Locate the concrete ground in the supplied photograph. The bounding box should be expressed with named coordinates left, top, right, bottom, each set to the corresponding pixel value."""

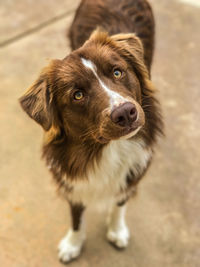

left=0, top=0, right=200, bottom=266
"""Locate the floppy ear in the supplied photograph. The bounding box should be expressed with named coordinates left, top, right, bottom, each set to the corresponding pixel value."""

left=110, top=33, right=150, bottom=81
left=19, top=72, right=54, bottom=131
left=111, top=33, right=144, bottom=61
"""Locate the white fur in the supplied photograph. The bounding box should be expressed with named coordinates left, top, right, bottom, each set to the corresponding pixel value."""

left=81, top=58, right=128, bottom=107
left=66, top=138, right=151, bottom=205
left=58, top=138, right=151, bottom=261
left=107, top=205, right=130, bottom=248
left=58, top=228, right=85, bottom=263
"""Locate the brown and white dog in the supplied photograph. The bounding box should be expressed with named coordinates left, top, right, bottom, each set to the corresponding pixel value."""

left=19, top=0, right=163, bottom=263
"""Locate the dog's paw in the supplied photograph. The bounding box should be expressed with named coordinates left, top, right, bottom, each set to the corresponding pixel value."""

left=107, top=224, right=130, bottom=249
left=58, top=242, right=82, bottom=263
left=58, top=229, right=85, bottom=263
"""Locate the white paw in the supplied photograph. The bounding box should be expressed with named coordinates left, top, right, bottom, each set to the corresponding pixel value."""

left=58, top=229, right=85, bottom=263
left=107, top=225, right=130, bottom=248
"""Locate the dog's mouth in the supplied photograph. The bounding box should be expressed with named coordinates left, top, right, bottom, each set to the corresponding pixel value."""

left=97, top=124, right=141, bottom=144
left=121, top=124, right=139, bottom=135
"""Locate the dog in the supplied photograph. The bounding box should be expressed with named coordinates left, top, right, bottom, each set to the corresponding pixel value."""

left=19, top=0, right=163, bottom=263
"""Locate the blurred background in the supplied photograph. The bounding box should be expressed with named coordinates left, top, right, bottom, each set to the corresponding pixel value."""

left=0, top=0, right=200, bottom=266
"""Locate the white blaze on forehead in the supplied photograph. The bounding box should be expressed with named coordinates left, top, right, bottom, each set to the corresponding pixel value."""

left=81, top=58, right=127, bottom=107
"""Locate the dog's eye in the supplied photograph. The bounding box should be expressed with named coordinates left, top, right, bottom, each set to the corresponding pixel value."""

left=113, top=69, right=122, bottom=79
left=74, top=90, right=84, bottom=100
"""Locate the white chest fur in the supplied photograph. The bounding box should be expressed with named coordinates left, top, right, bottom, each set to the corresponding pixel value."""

left=66, top=139, right=151, bottom=205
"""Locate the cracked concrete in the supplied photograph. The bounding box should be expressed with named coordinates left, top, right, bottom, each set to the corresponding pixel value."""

left=0, top=0, right=200, bottom=266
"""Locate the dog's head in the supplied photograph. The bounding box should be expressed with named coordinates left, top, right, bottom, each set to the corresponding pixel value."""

left=20, top=30, right=154, bottom=144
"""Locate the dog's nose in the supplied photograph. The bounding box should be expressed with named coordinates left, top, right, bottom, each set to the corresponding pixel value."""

left=110, top=102, right=138, bottom=127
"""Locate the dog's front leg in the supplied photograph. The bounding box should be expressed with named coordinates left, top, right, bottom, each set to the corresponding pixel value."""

left=107, top=203, right=130, bottom=249
left=58, top=202, right=85, bottom=263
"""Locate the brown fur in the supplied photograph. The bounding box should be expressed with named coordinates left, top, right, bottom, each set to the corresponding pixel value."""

left=19, top=0, right=163, bottom=198
left=69, top=0, right=155, bottom=71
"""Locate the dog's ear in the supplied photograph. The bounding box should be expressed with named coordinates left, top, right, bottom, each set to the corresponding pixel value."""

left=111, top=33, right=149, bottom=81
left=19, top=71, right=54, bottom=131
left=111, top=33, right=144, bottom=61
left=89, top=30, right=145, bottom=68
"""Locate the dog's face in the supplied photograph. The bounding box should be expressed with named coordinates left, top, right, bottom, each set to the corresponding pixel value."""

left=20, top=31, right=151, bottom=144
